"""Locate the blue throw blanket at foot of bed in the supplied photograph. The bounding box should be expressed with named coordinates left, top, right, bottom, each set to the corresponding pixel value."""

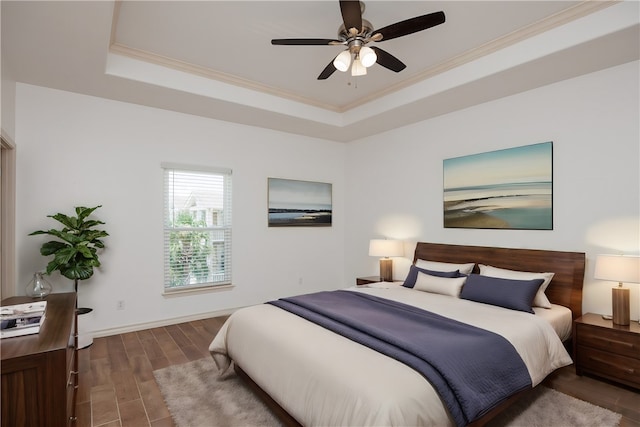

left=268, top=290, right=531, bottom=427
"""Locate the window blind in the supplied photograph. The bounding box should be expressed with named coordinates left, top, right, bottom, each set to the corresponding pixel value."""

left=163, top=165, right=232, bottom=291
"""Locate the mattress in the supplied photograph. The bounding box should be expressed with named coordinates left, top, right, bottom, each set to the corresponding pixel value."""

left=210, top=286, right=573, bottom=426
left=533, top=304, right=573, bottom=342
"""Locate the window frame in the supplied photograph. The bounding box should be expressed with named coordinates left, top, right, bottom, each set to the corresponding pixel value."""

left=162, top=163, right=232, bottom=294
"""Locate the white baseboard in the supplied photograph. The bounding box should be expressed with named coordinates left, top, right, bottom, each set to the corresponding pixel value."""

left=89, top=306, right=240, bottom=339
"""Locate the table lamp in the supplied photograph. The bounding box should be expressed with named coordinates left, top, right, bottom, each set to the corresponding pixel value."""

left=369, top=239, right=403, bottom=282
left=594, top=254, right=640, bottom=326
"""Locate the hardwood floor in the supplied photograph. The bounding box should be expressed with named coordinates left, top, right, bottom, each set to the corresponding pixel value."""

left=77, top=316, right=640, bottom=427
left=76, top=316, right=229, bottom=427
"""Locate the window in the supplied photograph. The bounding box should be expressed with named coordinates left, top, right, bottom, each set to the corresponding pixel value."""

left=163, top=163, right=232, bottom=291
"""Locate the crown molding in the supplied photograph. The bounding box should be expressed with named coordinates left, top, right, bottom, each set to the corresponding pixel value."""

left=108, top=43, right=343, bottom=113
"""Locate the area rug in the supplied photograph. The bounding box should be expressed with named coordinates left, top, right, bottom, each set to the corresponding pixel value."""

left=153, top=357, right=622, bottom=427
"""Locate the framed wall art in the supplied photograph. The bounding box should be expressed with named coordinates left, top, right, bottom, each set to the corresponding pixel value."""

left=443, top=141, right=553, bottom=230
left=268, top=178, right=332, bottom=227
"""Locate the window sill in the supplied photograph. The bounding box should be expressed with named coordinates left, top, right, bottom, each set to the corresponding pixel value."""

left=162, top=283, right=234, bottom=297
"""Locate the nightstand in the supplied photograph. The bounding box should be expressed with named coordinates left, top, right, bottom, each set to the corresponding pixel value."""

left=356, top=276, right=404, bottom=286
left=356, top=276, right=383, bottom=286
left=573, top=313, right=640, bottom=389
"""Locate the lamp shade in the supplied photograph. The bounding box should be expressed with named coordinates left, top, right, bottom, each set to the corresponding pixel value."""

left=594, top=254, right=640, bottom=283
left=369, top=239, right=403, bottom=258
left=359, top=46, right=377, bottom=67
left=351, top=57, right=367, bottom=76
left=333, top=50, right=351, bottom=72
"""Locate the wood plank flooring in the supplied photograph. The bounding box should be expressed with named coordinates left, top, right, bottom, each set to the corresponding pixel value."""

left=77, top=315, right=640, bottom=427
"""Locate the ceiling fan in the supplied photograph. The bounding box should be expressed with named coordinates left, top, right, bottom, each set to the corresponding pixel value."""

left=271, top=1, right=445, bottom=80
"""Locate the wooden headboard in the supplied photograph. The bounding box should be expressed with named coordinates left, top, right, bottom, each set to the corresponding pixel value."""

left=413, top=242, right=586, bottom=319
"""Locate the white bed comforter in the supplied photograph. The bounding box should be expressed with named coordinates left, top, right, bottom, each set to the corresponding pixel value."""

left=209, top=286, right=572, bottom=426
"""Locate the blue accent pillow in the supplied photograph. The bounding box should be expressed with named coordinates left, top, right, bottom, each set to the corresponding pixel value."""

left=402, top=264, right=461, bottom=288
left=460, top=274, right=544, bottom=314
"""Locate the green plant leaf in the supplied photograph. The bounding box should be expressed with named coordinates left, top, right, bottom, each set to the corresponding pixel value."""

left=40, top=241, right=69, bottom=256
left=54, top=246, right=78, bottom=265
left=77, top=245, right=94, bottom=259
left=49, top=213, right=78, bottom=230
left=76, top=206, right=102, bottom=222
left=83, top=230, right=109, bottom=241
left=60, top=263, right=94, bottom=281
left=81, top=219, right=106, bottom=230
left=36, top=228, right=81, bottom=245
left=45, top=259, right=61, bottom=275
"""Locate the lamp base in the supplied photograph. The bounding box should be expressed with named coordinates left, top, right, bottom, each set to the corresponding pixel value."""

left=379, top=258, right=393, bottom=282
left=612, top=286, right=630, bottom=326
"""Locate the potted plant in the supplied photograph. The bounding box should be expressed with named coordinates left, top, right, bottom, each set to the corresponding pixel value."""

left=29, top=205, right=108, bottom=313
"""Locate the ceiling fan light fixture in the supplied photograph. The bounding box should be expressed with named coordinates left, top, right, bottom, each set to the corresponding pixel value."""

left=359, top=46, right=377, bottom=67
left=271, top=2, right=445, bottom=81
left=333, top=50, right=352, bottom=72
left=351, top=57, right=367, bottom=76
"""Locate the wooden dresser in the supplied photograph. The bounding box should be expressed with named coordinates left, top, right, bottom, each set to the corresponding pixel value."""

left=574, top=312, right=640, bottom=389
left=1, top=292, right=78, bottom=426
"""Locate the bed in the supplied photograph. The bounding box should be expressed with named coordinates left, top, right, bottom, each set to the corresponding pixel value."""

left=209, top=242, right=585, bottom=426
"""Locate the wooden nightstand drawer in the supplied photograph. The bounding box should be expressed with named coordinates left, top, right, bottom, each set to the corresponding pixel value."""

left=576, top=324, right=640, bottom=359
left=576, top=345, right=640, bottom=387
left=574, top=313, right=640, bottom=390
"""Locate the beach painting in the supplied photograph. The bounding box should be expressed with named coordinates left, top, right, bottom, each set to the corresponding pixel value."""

left=443, top=142, right=553, bottom=230
left=268, top=178, right=332, bottom=227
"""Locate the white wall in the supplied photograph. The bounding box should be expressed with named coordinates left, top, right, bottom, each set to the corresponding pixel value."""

left=13, top=61, right=640, bottom=335
left=15, top=84, right=346, bottom=335
left=345, top=61, right=640, bottom=320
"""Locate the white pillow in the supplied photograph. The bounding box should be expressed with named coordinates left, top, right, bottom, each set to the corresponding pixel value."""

left=414, top=271, right=467, bottom=297
left=415, top=259, right=475, bottom=275
left=478, top=264, right=555, bottom=309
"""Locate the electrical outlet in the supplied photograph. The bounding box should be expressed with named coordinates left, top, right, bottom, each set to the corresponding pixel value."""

left=116, top=300, right=125, bottom=310
left=298, top=277, right=303, bottom=285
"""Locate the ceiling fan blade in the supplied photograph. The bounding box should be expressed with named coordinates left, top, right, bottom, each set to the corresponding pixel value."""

left=374, top=11, right=445, bottom=42
left=370, top=47, right=406, bottom=72
left=271, top=38, right=341, bottom=46
left=318, top=60, right=338, bottom=80
left=339, top=0, right=362, bottom=34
